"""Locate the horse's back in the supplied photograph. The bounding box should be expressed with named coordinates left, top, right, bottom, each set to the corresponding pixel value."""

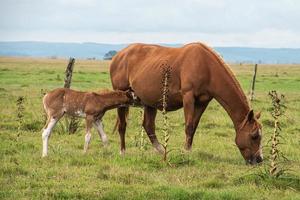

left=109, top=43, right=212, bottom=109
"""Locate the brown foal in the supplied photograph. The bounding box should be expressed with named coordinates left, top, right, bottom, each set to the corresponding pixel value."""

left=41, top=88, right=136, bottom=157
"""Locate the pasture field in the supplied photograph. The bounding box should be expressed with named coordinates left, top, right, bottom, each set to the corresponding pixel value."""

left=0, top=56, right=300, bottom=200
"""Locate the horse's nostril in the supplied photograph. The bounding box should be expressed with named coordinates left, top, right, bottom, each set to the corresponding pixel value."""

left=256, top=156, right=263, bottom=163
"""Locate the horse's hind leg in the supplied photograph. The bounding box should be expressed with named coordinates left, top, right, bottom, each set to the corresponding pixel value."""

left=143, top=106, right=164, bottom=154
left=117, top=107, right=128, bottom=155
left=183, top=91, right=196, bottom=151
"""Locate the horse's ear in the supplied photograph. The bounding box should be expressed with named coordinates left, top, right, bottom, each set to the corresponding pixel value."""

left=256, top=111, right=261, bottom=119
left=247, top=110, right=254, bottom=122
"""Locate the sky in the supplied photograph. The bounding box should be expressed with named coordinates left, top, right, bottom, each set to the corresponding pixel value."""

left=0, top=0, right=300, bottom=47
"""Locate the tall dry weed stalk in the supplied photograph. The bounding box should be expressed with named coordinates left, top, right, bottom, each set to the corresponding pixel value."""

left=161, top=64, right=171, bottom=162
left=268, top=90, right=286, bottom=177
left=135, top=109, right=146, bottom=150
left=16, top=96, right=25, bottom=137
left=68, top=116, right=80, bottom=134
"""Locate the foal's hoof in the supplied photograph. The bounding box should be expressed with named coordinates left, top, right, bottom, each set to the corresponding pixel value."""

left=103, top=141, right=109, bottom=147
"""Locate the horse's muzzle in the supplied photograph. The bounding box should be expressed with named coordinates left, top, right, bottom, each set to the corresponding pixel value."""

left=247, top=155, right=263, bottom=165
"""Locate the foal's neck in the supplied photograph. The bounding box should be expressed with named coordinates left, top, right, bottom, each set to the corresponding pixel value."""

left=95, top=91, right=129, bottom=109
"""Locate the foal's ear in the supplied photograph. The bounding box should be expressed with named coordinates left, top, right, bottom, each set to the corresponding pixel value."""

left=125, top=90, right=132, bottom=99
left=125, top=89, right=138, bottom=100
left=92, top=92, right=99, bottom=96
left=247, top=110, right=254, bottom=122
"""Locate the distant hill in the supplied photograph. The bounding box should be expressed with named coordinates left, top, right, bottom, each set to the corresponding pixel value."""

left=1, top=41, right=300, bottom=64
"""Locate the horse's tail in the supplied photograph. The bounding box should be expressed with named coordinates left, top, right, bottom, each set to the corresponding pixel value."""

left=111, top=118, right=118, bottom=134
left=111, top=108, right=129, bottom=134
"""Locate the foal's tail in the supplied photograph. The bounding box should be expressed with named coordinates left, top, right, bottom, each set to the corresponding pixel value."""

left=111, top=108, right=129, bottom=134
left=42, top=93, right=50, bottom=129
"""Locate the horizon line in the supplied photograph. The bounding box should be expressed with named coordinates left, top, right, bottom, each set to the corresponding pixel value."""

left=1, top=40, right=300, bottom=49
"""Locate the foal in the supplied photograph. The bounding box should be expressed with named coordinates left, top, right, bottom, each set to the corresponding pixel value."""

left=42, top=88, right=136, bottom=157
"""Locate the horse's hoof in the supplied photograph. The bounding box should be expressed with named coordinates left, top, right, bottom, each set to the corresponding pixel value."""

left=119, top=149, right=125, bottom=156
left=154, top=144, right=165, bottom=154
left=184, top=144, right=192, bottom=152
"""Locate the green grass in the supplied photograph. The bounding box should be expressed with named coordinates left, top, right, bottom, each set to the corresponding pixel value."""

left=0, top=57, right=300, bottom=199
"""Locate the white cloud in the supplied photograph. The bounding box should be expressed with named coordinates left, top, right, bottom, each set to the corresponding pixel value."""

left=0, top=0, right=300, bottom=47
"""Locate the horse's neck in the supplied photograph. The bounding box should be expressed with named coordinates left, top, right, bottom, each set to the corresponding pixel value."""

left=211, top=65, right=250, bottom=130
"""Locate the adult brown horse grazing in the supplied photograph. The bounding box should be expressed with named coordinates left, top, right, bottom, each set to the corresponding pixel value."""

left=110, top=42, right=263, bottom=165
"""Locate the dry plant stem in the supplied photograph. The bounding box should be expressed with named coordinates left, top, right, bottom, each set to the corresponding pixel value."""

left=270, top=120, right=279, bottom=175
left=68, top=116, right=80, bottom=134
left=161, top=65, right=171, bottom=162
left=139, top=109, right=146, bottom=150
left=16, top=96, right=25, bottom=137
left=268, top=90, right=286, bottom=177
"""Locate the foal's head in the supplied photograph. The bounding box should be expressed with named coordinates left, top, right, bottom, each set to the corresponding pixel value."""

left=125, top=89, right=140, bottom=105
left=235, top=110, right=263, bottom=165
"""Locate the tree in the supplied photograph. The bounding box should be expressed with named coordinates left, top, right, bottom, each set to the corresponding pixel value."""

left=103, top=50, right=117, bottom=60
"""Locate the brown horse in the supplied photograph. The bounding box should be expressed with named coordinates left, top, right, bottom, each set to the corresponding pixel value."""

left=110, top=42, right=263, bottom=165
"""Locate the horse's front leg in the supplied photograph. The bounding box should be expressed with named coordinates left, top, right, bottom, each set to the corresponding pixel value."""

left=185, top=100, right=211, bottom=150
left=143, top=106, right=164, bottom=154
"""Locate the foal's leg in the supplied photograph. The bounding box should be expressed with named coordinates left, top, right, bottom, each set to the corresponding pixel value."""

left=185, top=100, right=210, bottom=150
left=117, top=107, right=128, bottom=155
left=42, top=116, right=61, bottom=157
left=182, top=91, right=196, bottom=151
left=94, top=120, right=108, bottom=146
left=84, top=115, right=93, bottom=153
left=143, top=106, right=164, bottom=154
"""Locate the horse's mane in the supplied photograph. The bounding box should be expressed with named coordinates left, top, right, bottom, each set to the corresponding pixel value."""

left=198, top=42, right=250, bottom=107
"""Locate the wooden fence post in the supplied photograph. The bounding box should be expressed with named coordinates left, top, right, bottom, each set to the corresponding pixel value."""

left=64, top=57, right=75, bottom=88
left=63, top=57, right=79, bottom=134
left=250, top=64, right=258, bottom=101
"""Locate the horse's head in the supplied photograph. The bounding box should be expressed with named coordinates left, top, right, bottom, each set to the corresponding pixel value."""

left=236, top=110, right=263, bottom=165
